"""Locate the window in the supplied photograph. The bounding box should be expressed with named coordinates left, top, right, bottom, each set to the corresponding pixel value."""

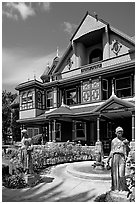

left=66, top=88, right=77, bottom=105
left=115, top=77, right=132, bottom=98
left=22, top=92, right=27, bottom=103
left=27, top=128, right=33, bottom=138
left=89, top=49, right=102, bottom=64
left=34, top=128, right=39, bottom=136
left=21, top=91, right=34, bottom=110
left=28, top=91, right=33, bottom=102
left=37, top=91, right=42, bottom=109
left=75, top=121, right=86, bottom=140
left=47, top=90, right=53, bottom=108
left=27, top=128, right=39, bottom=137
left=102, top=79, right=108, bottom=100
left=56, top=123, right=61, bottom=141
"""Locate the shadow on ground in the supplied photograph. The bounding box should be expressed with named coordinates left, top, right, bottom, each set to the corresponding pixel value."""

left=3, top=179, right=97, bottom=202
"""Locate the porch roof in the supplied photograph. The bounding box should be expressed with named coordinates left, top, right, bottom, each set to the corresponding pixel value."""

left=94, top=95, right=135, bottom=113
left=17, top=97, right=135, bottom=123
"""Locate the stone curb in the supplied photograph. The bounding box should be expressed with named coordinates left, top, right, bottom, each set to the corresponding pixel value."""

left=66, top=161, right=111, bottom=181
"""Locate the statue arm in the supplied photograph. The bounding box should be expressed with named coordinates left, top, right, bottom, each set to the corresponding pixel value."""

left=107, top=140, right=114, bottom=164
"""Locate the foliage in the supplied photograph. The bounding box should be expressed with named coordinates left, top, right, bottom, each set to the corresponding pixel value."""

left=2, top=164, right=9, bottom=178
left=2, top=90, right=19, bottom=144
left=32, top=142, right=94, bottom=172
left=4, top=174, right=27, bottom=189
left=11, top=108, right=21, bottom=142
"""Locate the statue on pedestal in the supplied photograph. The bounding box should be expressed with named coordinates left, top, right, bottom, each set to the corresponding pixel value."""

left=107, top=126, right=130, bottom=192
left=20, top=129, right=33, bottom=174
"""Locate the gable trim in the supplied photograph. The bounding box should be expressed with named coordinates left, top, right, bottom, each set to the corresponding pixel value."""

left=70, top=11, right=109, bottom=41
left=94, top=95, right=135, bottom=113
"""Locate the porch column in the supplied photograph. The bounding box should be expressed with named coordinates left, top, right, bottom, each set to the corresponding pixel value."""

left=49, top=121, right=52, bottom=142
left=72, top=120, right=75, bottom=142
left=132, top=112, right=135, bottom=142
left=97, top=117, right=100, bottom=141
left=52, top=120, right=56, bottom=142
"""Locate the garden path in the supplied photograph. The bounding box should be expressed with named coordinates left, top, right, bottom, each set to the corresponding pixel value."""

left=2, top=162, right=111, bottom=202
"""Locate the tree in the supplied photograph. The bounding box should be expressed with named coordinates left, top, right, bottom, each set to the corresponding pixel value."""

left=2, top=90, right=18, bottom=144
left=11, top=108, right=21, bottom=142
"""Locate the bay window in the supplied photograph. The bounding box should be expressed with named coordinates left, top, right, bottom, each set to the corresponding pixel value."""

left=21, top=91, right=34, bottom=110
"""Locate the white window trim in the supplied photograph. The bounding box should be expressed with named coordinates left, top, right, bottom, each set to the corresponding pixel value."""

left=27, top=127, right=39, bottom=137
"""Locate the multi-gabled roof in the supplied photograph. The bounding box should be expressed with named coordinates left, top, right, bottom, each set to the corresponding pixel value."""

left=50, top=11, right=134, bottom=76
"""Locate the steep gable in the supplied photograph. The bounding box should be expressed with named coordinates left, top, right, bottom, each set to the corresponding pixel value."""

left=71, top=12, right=108, bottom=42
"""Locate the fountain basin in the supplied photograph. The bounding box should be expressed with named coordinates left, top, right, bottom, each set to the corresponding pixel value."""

left=66, top=161, right=111, bottom=181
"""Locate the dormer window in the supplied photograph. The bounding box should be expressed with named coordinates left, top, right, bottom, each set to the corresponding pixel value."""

left=89, top=49, right=102, bottom=64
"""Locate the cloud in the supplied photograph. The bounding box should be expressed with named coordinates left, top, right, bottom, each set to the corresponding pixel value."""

left=63, top=21, right=78, bottom=35
left=2, top=47, right=63, bottom=92
left=2, top=2, right=51, bottom=21
left=2, top=10, right=18, bottom=20
left=40, top=2, right=51, bottom=12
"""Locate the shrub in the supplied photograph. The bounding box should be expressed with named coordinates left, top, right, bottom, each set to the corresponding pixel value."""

left=2, top=164, right=10, bottom=185
left=4, top=174, right=27, bottom=189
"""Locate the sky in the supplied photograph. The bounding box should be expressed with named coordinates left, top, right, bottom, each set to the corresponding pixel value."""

left=2, top=1, right=135, bottom=93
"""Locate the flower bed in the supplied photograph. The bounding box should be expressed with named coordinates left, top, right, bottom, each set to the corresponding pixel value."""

left=2, top=142, right=95, bottom=189
left=32, top=142, right=94, bottom=172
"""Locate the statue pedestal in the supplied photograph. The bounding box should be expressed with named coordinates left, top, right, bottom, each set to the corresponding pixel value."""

left=106, top=191, right=130, bottom=202
left=23, top=174, right=40, bottom=186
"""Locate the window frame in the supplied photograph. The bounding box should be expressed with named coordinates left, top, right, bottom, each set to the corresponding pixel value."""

left=46, top=89, right=53, bottom=108
left=55, top=123, right=61, bottom=141
left=37, top=91, right=43, bottom=109
left=65, top=88, right=77, bottom=105
left=115, top=76, right=132, bottom=98
left=75, top=121, right=87, bottom=141
left=102, top=79, right=108, bottom=100
left=21, top=90, right=34, bottom=110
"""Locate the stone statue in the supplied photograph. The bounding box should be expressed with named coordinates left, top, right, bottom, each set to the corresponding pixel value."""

left=20, top=129, right=33, bottom=174
left=107, top=126, right=130, bottom=191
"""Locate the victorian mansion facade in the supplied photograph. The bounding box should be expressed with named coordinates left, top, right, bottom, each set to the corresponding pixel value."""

left=14, top=12, right=135, bottom=153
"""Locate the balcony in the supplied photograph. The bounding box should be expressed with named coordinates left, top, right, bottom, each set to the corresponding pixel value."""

left=52, top=50, right=134, bottom=81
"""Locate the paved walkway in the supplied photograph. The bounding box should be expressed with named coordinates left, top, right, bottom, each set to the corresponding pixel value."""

left=2, top=162, right=111, bottom=202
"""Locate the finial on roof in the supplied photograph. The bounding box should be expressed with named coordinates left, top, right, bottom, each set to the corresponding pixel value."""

left=94, top=12, right=98, bottom=21
left=33, top=70, right=36, bottom=80
left=56, top=47, right=59, bottom=57
left=61, top=97, right=64, bottom=106
left=47, top=62, right=50, bottom=68
left=111, top=82, right=116, bottom=97
left=28, top=75, right=30, bottom=81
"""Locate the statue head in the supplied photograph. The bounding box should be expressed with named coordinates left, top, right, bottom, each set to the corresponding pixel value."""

left=115, top=126, right=123, bottom=138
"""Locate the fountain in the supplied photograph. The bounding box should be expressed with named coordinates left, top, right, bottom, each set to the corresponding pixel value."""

left=66, top=143, right=111, bottom=181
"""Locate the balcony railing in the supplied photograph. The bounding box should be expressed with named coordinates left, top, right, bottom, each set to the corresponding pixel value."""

left=55, top=50, right=134, bottom=80
left=81, top=61, right=102, bottom=73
